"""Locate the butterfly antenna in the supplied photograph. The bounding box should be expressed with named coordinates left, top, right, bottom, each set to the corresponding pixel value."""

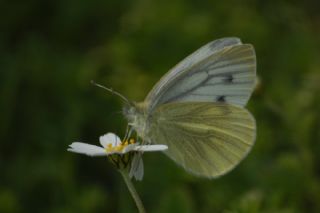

left=91, top=80, right=130, bottom=104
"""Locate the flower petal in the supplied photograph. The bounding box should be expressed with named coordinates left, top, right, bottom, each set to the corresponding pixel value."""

left=134, top=145, right=168, bottom=152
left=68, top=142, right=106, bottom=156
left=122, top=144, right=138, bottom=153
left=99, top=133, right=121, bottom=148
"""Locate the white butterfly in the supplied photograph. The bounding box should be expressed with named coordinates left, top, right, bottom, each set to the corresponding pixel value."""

left=98, top=37, right=256, bottom=178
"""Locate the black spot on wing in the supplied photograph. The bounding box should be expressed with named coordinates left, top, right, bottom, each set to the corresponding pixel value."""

left=224, top=75, right=233, bottom=83
left=216, top=95, right=226, bottom=102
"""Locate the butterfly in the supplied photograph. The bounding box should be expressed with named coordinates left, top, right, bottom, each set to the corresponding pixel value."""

left=97, top=37, right=256, bottom=178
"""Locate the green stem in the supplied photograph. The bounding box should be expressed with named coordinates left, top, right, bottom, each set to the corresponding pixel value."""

left=119, top=170, right=146, bottom=213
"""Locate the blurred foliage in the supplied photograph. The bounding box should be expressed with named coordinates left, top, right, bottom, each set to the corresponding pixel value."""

left=1, top=0, right=320, bottom=212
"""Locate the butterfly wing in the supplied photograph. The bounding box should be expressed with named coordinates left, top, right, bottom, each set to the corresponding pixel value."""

left=146, top=37, right=242, bottom=105
left=145, top=39, right=256, bottom=111
left=149, top=102, right=256, bottom=178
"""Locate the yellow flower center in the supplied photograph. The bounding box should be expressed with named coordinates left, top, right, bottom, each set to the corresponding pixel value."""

left=106, top=138, right=136, bottom=152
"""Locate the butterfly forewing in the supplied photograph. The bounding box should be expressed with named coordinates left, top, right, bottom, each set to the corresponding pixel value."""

left=145, top=44, right=256, bottom=112
left=146, top=38, right=241, bottom=100
left=149, top=102, right=256, bottom=178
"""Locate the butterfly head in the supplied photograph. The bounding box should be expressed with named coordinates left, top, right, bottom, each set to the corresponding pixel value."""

left=122, top=103, right=137, bottom=121
left=123, top=102, right=149, bottom=139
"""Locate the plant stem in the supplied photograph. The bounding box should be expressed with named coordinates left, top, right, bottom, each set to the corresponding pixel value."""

left=119, top=170, right=146, bottom=213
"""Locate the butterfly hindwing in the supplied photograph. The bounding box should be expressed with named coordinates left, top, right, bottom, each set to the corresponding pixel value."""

left=149, top=102, right=256, bottom=178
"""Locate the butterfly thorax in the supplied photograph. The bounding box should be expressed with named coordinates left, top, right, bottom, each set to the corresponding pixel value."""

left=123, top=102, right=150, bottom=141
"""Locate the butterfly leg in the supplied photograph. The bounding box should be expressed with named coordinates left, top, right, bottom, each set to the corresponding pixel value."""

left=123, top=125, right=133, bottom=141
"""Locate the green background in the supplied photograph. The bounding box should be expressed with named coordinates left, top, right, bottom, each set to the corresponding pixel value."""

left=1, top=0, right=320, bottom=212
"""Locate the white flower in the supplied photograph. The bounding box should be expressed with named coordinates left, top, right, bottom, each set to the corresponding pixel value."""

left=68, top=132, right=168, bottom=180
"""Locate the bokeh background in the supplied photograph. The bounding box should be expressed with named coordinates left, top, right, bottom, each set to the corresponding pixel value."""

left=1, top=0, right=320, bottom=212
